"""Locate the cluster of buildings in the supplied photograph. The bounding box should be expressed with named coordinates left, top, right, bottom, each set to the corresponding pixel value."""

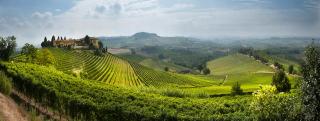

left=47, top=36, right=100, bottom=49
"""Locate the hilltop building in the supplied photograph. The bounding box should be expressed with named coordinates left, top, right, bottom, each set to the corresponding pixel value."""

left=52, top=37, right=99, bottom=49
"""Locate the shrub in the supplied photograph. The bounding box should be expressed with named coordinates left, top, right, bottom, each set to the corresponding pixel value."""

left=250, top=85, right=302, bottom=121
left=271, top=69, right=291, bottom=92
left=231, top=81, right=243, bottom=95
left=164, top=67, right=169, bottom=72
left=203, top=68, right=210, bottom=75
left=288, top=65, right=294, bottom=74
left=0, top=71, right=12, bottom=95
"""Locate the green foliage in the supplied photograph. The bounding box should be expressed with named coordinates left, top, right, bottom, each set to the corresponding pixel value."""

left=301, top=43, right=320, bottom=120
left=41, top=37, right=51, bottom=47
left=0, top=36, right=17, bottom=61
left=161, top=89, right=190, bottom=98
left=203, top=68, right=210, bottom=75
left=21, top=43, right=38, bottom=62
left=231, top=82, right=243, bottom=95
left=250, top=85, right=302, bottom=121
left=271, top=69, right=291, bottom=92
left=1, top=62, right=253, bottom=121
left=197, top=64, right=204, bottom=73
left=36, top=48, right=55, bottom=66
left=84, top=35, right=90, bottom=45
left=94, top=49, right=104, bottom=56
left=0, top=71, right=12, bottom=95
left=288, top=65, right=294, bottom=74
left=274, top=62, right=284, bottom=70
left=164, top=67, right=169, bottom=71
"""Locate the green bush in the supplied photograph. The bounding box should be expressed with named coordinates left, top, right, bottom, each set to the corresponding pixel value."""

left=250, top=85, right=302, bottom=121
left=272, top=69, right=291, bottom=92
left=231, top=81, right=243, bottom=95
left=0, top=71, right=12, bottom=95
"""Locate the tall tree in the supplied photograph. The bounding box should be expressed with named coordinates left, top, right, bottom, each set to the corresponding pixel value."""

left=0, top=36, right=17, bottom=61
left=41, top=37, right=49, bottom=47
left=271, top=69, right=291, bottom=92
left=51, top=35, right=55, bottom=46
left=84, top=35, right=90, bottom=45
left=288, top=65, right=294, bottom=74
left=301, top=43, right=320, bottom=120
left=98, top=41, right=104, bottom=49
left=203, top=68, right=211, bottom=75
left=197, top=65, right=204, bottom=73
left=21, top=43, right=37, bottom=62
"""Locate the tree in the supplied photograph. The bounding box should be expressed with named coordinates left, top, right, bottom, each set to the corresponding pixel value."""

left=94, top=49, right=104, bottom=56
left=51, top=35, right=56, bottom=46
left=21, top=43, right=38, bottom=62
left=0, top=36, right=17, bottom=61
left=288, top=65, right=294, bottom=74
left=274, top=62, right=284, bottom=70
left=84, top=35, right=90, bottom=45
left=197, top=65, right=204, bottom=73
left=203, top=68, right=210, bottom=75
left=51, top=35, right=56, bottom=41
left=41, top=37, right=50, bottom=47
left=301, top=43, right=320, bottom=120
left=271, top=69, right=291, bottom=92
left=231, top=81, right=243, bottom=95
left=164, top=67, right=169, bottom=72
left=98, top=41, right=104, bottom=49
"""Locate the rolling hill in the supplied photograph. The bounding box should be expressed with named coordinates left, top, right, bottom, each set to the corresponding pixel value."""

left=207, top=54, right=274, bottom=75
left=48, top=48, right=208, bottom=87
left=204, top=54, right=276, bottom=92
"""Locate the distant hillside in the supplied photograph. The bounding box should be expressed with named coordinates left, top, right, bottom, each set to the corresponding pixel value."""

left=207, top=54, right=274, bottom=75
left=206, top=54, right=276, bottom=87
left=118, top=53, right=193, bottom=72
left=99, top=32, right=219, bottom=49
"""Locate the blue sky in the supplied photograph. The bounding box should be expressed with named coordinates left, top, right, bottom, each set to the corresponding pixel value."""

left=0, top=0, right=319, bottom=45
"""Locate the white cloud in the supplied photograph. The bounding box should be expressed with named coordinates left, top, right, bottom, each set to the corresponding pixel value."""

left=1, top=0, right=319, bottom=45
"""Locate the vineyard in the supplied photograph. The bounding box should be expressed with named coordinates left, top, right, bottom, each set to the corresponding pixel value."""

left=0, top=62, right=253, bottom=121
left=49, top=48, right=210, bottom=87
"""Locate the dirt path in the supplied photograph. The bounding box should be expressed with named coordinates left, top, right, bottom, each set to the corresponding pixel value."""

left=0, top=93, right=28, bottom=121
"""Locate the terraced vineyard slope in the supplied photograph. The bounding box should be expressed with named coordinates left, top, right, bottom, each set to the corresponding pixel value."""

left=49, top=48, right=208, bottom=87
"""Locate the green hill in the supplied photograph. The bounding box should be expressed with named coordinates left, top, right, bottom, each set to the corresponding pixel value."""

left=207, top=54, right=274, bottom=75
left=203, top=54, right=276, bottom=92
left=49, top=48, right=207, bottom=87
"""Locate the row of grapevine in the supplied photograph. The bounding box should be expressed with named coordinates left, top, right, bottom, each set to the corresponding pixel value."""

left=0, top=62, right=252, bottom=121
left=49, top=48, right=211, bottom=87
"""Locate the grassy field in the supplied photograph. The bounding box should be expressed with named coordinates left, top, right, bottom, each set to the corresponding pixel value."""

left=207, top=54, right=274, bottom=75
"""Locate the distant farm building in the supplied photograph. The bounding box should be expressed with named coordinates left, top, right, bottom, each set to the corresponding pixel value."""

left=52, top=36, right=100, bottom=49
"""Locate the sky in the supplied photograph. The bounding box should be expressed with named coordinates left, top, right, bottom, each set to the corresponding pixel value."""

left=0, top=0, right=319, bottom=46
